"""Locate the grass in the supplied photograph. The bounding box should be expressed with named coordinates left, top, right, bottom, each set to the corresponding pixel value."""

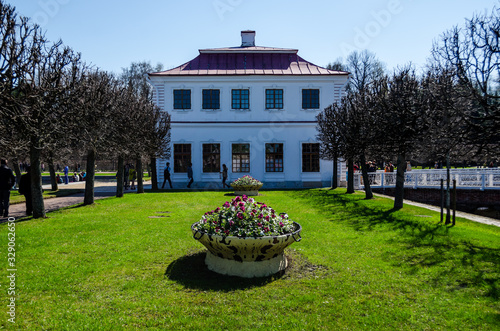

left=9, top=189, right=85, bottom=204
left=1, top=189, right=499, bottom=330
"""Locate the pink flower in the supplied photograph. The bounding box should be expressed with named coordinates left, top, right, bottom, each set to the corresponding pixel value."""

left=229, top=220, right=235, bottom=226
left=237, top=212, right=244, bottom=220
left=265, top=216, right=270, bottom=221
left=257, top=222, right=262, bottom=227
left=279, top=222, right=284, bottom=227
left=223, top=202, right=230, bottom=208
left=258, top=213, right=263, bottom=219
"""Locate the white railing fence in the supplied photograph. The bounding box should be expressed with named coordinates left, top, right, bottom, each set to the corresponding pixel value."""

left=353, top=169, right=500, bottom=191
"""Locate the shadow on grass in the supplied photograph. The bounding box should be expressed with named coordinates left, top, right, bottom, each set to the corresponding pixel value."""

left=165, top=249, right=330, bottom=292
left=165, top=250, right=283, bottom=291
left=287, top=189, right=500, bottom=300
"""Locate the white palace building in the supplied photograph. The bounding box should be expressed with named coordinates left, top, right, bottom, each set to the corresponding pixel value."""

left=149, top=31, right=349, bottom=189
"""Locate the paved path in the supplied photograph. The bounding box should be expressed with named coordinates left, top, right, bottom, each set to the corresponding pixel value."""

left=373, top=192, right=500, bottom=228
left=2, top=185, right=499, bottom=228
left=2, top=180, right=151, bottom=221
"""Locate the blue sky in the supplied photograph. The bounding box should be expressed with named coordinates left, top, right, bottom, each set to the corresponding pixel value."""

left=7, top=0, right=499, bottom=74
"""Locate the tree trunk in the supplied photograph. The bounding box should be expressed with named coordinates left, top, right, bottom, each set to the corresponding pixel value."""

left=11, top=158, right=21, bottom=188
left=29, top=144, right=46, bottom=218
left=116, top=154, right=124, bottom=198
left=150, top=156, right=158, bottom=191
left=48, top=158, right=58, bottom=191
left=445, top=153, right=451, bottom=224
left=136, top=157, right=144, bottom=193
left=394, top=153, right=406, bottom=210
left=332, top=155, right=338, bottom=189
left=360, top=155, right=373, bottom=199
left=84, top=148, right=96, bottom=205
left=347, top=158, right=355, bottom=194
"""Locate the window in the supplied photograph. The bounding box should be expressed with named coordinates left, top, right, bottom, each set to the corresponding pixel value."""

left=174, top=144, right=191, bottom=172
left=302, top=143, right=320, bottom=172
left=232, top=144, right=250, bottom=172
left=173, top=89, right=191, bottom=109
left=265, top=89, right=283, bottom=109
left=302, top=89, right=320, bottom=109
left=265, top=143, right=283, bottom=172
left=202, top=89, right=220, bottom=109
left=203, top=144, right=220, bottom=173
left=232, top=89, right=250, bottom=109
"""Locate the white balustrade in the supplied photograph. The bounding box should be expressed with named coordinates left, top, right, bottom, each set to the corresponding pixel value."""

left=353, top=168, right=500, bottom=190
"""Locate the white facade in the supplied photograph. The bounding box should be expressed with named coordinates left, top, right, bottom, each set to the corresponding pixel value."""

left=149, top=32, right=348, bottom=189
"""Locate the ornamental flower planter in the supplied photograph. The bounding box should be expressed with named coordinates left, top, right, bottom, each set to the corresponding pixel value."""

left=230, top=176, right=263, bottom=196
left=192, top=196, right=302, bottom=278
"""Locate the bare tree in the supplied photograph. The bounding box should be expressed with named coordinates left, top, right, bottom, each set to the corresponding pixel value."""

left=121, top=61, right=170, bottom=191
left=74, top=70, right=118, bottom=205
left=316, top=105, right=342, bottom=189
left=379, top=66, right=428, bottom=210
left=432, top=8, right=500, bottom=157
left=0, top=1, right=83, bottom=218
left=345, top=50, right=386, bottom=93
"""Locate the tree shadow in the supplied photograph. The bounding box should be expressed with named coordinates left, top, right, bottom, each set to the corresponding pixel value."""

left=287, top=189, right=500, bottom=300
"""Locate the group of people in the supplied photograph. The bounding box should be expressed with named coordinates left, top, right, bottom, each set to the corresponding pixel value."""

left=354, top=161, right=409, bottom=173
left=161, top=163, right=230, bottom=189
left=0, top=159, right=32, bottom=217
left=123, top=163, right=137, bottom=190
left=55, top=171, right=86, bottom=184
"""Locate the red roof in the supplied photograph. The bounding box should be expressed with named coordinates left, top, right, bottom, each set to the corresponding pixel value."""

left=150, top=46, right=348, bottom=77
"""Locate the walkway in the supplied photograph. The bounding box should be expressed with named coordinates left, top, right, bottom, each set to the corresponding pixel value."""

left=372, top=192, right=500, bottom=228
left=2, top=180, right=151, bottom=221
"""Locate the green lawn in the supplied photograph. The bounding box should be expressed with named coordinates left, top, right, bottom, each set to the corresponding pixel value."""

left=1, top=189, right=499, bottom=330
left=9, top=189, right=85, bottom=204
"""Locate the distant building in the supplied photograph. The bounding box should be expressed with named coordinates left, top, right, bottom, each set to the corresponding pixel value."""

left=148, top=31, right=349, bottom=188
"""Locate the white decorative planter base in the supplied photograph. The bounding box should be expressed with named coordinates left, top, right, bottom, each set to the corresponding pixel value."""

left=205, top=251, right=288, bottom=278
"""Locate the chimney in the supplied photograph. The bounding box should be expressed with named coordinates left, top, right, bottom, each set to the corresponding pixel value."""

left=241, top=30, right=256, bottom=47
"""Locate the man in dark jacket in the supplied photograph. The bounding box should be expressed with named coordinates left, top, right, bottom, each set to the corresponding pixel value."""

left=162, top=162, right=172, bottom=189
left=0, top=159, right=16, bottom=218
left=187, top=163, right=193, bottom=188
left=18, top=166, right=32, bottom=216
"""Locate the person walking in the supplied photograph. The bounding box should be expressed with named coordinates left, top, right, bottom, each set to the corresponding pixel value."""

left=162, top=162, right=173, bottom=189
left=187, top=163, right=194, bottom=188
left=124, top=163, right=130, bottom=190
left=0, top=159, right=16, bottom=218
left=63, top=165, right=69, bottom=184
left=221, top=164, right=230, bottom=188
left=129, top=165, right=137, bottom=190
left=18, top=166, right=33, bottom=216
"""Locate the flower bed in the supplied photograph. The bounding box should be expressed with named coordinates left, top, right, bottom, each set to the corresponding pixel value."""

left=192, top=195, right=302, bottom=277
left=230, top=176, right=263, bottom=196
